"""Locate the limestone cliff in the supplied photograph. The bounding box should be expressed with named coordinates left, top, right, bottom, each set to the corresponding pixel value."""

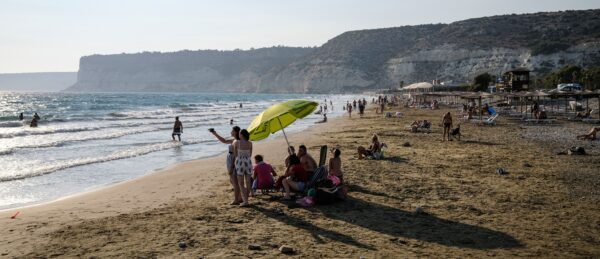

left=67, top=9, right=600, bottom=93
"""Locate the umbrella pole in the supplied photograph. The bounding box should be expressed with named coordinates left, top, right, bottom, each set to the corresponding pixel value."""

left=277, top=117, right=292, bottom=154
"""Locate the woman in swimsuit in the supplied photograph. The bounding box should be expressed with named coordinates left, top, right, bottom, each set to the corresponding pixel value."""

left=357, top=134, right=381, bottom=159
left=329, top=148, right=343, bottom=183
left=233, top=129, right=253, bottom=207
left=442, top=112, right=453, bottom=141
left=209, top=126, right=242, bottom=205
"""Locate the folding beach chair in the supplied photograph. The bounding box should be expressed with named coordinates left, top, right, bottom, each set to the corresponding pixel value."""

left=318, top=145, right=327, bottom=167
left=476, top=114, right=499, bottom=126
left=306, top=166, right=328, bottom=191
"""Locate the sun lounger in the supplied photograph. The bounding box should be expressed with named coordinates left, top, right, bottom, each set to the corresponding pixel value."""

left=472, top=114, right=499, bottom=125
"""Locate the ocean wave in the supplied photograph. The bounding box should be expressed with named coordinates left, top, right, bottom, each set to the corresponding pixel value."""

left=0, top=121, right=25, bottom=128
left=0, top=121, right=222, bottom=152
left=0, top=113, right=233, bottom=139
left=0, top=139, right=213, bottom=182
left=108, top=112, right=128, bottom=118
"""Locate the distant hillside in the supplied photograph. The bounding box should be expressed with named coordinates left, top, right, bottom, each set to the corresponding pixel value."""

left=68, top=9, right=600, bottom=93
left=0, top=72, right=77, bottom=92
left=68, top=47, right=315, bottom=92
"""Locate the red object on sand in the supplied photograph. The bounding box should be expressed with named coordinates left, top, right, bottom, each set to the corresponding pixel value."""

left=10, top=211, right=20, bottom=219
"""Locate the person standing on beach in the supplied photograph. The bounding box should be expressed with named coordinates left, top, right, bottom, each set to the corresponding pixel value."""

left=172, top=117, right=183, bottom=141
left=233, top=129, right=253, bottom=207
left=348, top=103, right=353, bottom=118
left=209, top=126, right=243, bottom=205
left=442, top=112, right=453, bottom=141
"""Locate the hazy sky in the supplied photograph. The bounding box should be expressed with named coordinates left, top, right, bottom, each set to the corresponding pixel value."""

left=1, top=0, right=599, bottom=73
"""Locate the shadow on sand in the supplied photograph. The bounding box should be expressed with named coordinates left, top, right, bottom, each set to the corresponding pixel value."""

left=252, top=205, right=375, bottom=250
left=382, top=156, right=410, bottom=164
left=260, top=195, right=522, bottom=250
left=461, top=140, right=503, bottom=146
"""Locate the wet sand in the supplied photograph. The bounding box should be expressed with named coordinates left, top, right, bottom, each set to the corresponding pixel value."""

left=1, top=104, right=599, bottom=258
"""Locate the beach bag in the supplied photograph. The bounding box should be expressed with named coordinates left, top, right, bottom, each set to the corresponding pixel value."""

left=315, top=184, right=347, bottom=204
left=316, top=187, right=340, bottom=204
left=335, top=185, right=348, bottom=200
left=327, top=175, right=341, bottom=186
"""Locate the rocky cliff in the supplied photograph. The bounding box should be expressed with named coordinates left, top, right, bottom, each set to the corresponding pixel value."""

left=67, top=9, right=600, bottom=93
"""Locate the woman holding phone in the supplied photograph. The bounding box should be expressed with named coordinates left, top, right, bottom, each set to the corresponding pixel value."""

left=209, top=126, right=242, bottom=205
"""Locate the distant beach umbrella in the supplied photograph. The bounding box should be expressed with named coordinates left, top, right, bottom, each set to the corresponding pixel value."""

left=248, top=99, right=318, bottom=148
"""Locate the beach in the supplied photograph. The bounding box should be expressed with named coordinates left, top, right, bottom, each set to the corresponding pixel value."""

left=2, top=103, right=599, bottom=258
left=0, top=93, right=355, bottom=210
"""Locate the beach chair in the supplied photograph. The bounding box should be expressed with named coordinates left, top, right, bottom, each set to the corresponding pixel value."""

left=477, top=114, right=499, bottom=126
left=318, top=145, right=327, bottom=167
left=306, top=166, right=328, bottom=191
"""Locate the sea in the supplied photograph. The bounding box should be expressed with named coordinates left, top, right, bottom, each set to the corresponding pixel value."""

left=0, top=92, right=362, bottom=210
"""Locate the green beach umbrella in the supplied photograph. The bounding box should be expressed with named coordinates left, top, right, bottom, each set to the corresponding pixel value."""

left=248, top=99, right=318, bottom=148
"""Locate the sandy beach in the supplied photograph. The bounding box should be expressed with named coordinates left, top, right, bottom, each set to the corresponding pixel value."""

left=1, top=103, right=599, bottom=258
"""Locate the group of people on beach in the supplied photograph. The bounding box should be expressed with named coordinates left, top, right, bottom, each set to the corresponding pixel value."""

left=344, top=98, right=367, bottom=118
left=208, top=125, right=344, bottom=207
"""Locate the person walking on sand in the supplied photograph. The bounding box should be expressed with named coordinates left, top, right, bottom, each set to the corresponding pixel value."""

left=172, top=117, right=183, bottom=141
left=348, top=103, right=352, bottom=118
left=209, top=126, right=243, bottom=205
left=442, top=112, right=453, bottom=141
left=233, top=129, right=253, bottom=207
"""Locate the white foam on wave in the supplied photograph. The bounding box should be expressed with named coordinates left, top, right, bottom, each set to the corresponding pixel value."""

left=0, top=121, right=26, bottom=128
left=0, top=111, right=236, bottom=139
left=0, top=119, right=226, bottom=154
left=0, top=139, right=213, bottom=182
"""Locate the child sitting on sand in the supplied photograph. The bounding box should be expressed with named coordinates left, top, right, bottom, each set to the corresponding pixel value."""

left=252, top=155, right=276, bottom=194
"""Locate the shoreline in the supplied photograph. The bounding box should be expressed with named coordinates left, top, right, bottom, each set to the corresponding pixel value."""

left=0, top=115, right=343, bottom=256
left=0, top=153, right=226, bottom=213
left=2, top=115, right=338, bottom=212
left=0, top=98, right=350, bottom=211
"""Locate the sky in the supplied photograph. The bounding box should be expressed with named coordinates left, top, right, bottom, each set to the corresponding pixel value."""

left=1, top=0, right=599, bottom=73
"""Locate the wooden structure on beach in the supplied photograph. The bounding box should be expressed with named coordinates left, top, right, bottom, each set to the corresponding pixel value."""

left=502, top=68, right=530, bottom=92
